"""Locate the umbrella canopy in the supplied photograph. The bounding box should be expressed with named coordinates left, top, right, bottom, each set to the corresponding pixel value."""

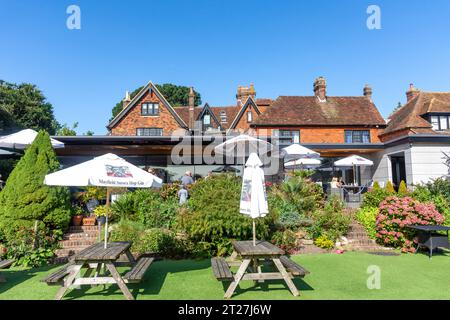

left=240, top=153, right=269, bottom=246
left=212, top=165, right=240, bottom=173
left=274, top=143, right=320, bottom=161
left=0, top=129, right=64, bottom=150
left=44, top=153, right=162, bottom=248
left=285, top=158, right=322, bottom=168
left=44, top=153, right=163, bottom=188
left=214, top=134, right=273, bottom=157
left=334, top=155, right=374, bottom=167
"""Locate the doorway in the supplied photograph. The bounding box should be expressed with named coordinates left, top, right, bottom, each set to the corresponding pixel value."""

left=391, top=154, right=406, bottom=190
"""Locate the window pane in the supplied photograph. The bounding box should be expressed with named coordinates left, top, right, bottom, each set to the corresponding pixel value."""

left=345, top=131, right=352, bottom=143
left=204, top=114, right=211, bottom=125
left=247, top=112, right=252, bottom=122
left=362, top=131, right=370, bottom=143
left=141, top=104, right=147, bottom=115
left=440, top=116, right=448, bottom=130
left=153, top=103, right=159, bottom=115
left=431, top=116, right=439, bottom=130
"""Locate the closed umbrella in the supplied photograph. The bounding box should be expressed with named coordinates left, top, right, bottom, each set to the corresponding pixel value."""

left=44, top=153, right=162, bottom=248
left=240, top=153, right=269, bottom=246
left=334, top=155, right=373, bottom=185
left=0, top=129, right=64, bottom=150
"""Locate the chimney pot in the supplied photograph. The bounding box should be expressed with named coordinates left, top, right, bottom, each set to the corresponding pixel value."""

left=123, top=91, right=131, bottom=109
left=313, top=77, right=327, bottom=102
left=406, top=83, right=420, bottom=102
left=363, top=84, right=373, bottom=102
left=236, top=84, right=256, bottom=106
left=188, top=87, right=195, bottom=131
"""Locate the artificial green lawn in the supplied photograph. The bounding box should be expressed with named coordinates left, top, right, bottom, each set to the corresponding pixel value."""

left=1, top=251, right=449, bottom=300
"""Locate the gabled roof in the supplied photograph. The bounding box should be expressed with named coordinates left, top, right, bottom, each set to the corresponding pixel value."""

left=197, top=103, right=222, bottom=127
left=107, top=81, right=188, bottom=130
left=252, top=96, right=386, bottom=126
left=383, top=92, right=450, bottom=135
left=228, top=97, right=262, bottom=130
left=210, top=106, right=240, bottom=130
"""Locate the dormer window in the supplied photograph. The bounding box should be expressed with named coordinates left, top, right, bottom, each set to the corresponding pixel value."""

left=247, top=111, right=253, bottom=123
left=203, top=114, right=211, bottom=125
left=220, top=111, right=227, bottom=123
left=141, top=103, right=159, bottom=116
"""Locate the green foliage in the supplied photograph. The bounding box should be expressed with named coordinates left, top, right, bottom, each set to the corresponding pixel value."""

left=412, top=179, right=450, bottom=226
left=93, top=205, right=112, bottom=218
left=308, top=196, right=351, bottom=241
left=179, top=174, right=276, bottom=257
left=355, top=206, right=378, bottom=239
left=134, top=228, right=177, bottom=256
left=111, top=84, right=202, bottom=119
left=0, top=80, right=59, bottom=134
left=271, top=229, right=298, bottom=252
left=362, top=187, right=391, bottom=209
left=109, top=219, right=145, bottom=251
left=385, top=181, right=395, bottom=194
left=0, top=131, right=71, bottom=242
left=56, top=122, right=78, bottom=136
left=314, top=235, right=335, bottom=250
left=372, top=181, right=381, bottom=190
left=398, top=180, right=409, bottom=196
left=0, top=158, right=18, bottom=180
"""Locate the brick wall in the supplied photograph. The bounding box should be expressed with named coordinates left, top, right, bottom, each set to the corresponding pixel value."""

left=254, top=126, right=383, bottom=143
left=233, top=104, right=258, bottom=133
left=110, top=89, right=185, bottom=136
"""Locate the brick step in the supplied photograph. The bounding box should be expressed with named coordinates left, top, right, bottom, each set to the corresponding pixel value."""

left=63, top=232, right=99, bottom=240
left=347, top=239, right=377, bottom=246
left=346, top=232, right=371, bottom=238
left=69, top=225, right=100, bottom=232
left=60, top=240, right=97, bottom=248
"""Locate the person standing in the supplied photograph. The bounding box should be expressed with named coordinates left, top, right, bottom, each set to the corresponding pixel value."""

left=178, top=184, right=189, bottom=205
left=181, top=170, right=194, bottom=187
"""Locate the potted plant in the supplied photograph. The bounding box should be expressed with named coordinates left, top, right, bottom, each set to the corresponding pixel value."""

left=94, top=205, right=112, bottom=226
left=71, top=205, right=84, bottom=226
left=82, top=214, right=97, bottom=226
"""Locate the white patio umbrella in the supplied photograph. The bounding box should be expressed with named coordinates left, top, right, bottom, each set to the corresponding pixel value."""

left=0, top=129, right=64, bottom=150
left=240, top=153, right=269, bottom=246
left=285, top=158, right=322, bottom=169
left=214, top=134, right=273, bottom=173
left=44, top=153, right=163, bottom=248
left=275, top=143, right=320, bottom=162
left=334, top=155, right=373, bottom=185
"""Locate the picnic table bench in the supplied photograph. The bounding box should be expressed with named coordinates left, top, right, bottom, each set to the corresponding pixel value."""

left=0, top=259, right=14, bottom=283
left=42, top=242, right=154, bottom=300
left=211, top=240, right=309, bottom=299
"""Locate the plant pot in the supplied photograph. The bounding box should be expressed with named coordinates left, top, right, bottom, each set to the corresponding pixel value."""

left=71, top=215, right=83, bottom=226
left=96, top=216, right=106, bottom=225
left=82, top=217, right=97, bottom=226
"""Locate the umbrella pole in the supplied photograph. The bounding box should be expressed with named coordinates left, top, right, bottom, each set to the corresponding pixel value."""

left=253, top=220, right=256, bottom=246
left=353, top=165, right=356, bottom=185
left=104, top=187, right=111, bottom=249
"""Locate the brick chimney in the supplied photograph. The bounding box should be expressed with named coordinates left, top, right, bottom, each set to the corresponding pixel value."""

left=236, top=84, right=256, bottom=106
left=188, top=87, right=195, bottom=131
left=406, top=83, right=420, bottom=102
left=363, top=84, right=373, bottom=102
left=313, top=77, right=327, bottom=102
left=122, top=91, right=131, bottom=109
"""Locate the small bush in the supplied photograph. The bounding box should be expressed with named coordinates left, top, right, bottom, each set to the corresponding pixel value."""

left=385, top=181, right=395, bottom=194
left=134, top=228, right=177, bottom=256
left=412, top=182, right=450, bottom=226
left=398, top=180, right=409, bottom=196
left=109, top=219, right=145, bottom=251
left=314, top=235, right=334, bottom=250
left=376, top=196, right=444, bottom=252
left=271, top=229, right=298, bottom=252
left=362, top=187, right=391, bottom=209
left=356, top=206, right=378, bottom=239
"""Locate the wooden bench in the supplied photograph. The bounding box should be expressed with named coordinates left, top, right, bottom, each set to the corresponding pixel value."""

left=42, top=264, right=73, bottom=285
left=279, top=256, right=309, bottom=278
left=0, top=259, right=13, bottom=269
left=211, top=257, right=234, bottom=281
left=123, top=257, right=154, bottom=283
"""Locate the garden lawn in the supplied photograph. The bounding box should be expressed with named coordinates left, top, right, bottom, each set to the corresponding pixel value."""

left=1, top=251, right=449, bottom=300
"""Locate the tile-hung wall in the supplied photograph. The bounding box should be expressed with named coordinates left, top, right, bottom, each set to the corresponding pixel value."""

left=409, top=144, right=450, bottom=185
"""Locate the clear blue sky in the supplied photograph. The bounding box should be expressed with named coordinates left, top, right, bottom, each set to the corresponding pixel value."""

left=1, top=0, right=449, bottom=135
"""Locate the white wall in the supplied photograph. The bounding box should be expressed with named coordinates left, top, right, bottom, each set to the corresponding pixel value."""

left=410, top=144, right=450, bottom=185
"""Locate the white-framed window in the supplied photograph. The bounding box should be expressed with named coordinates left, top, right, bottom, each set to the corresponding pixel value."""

left=203, top=114, right=211, bottom=125
left=430, top=115, right=450, bottom=131
left=274, top=130, right=300, bottom=144
left=136, top=128, right=163, bottom=136
left=141, top=103, right=159, bottom=116
left=247, top=111, right=253, bottom=123
left=220, top=111, right=227, bottom=123
left=344, top=130, right=371, bottom=143
left=431, top=116, right=440, bottom=131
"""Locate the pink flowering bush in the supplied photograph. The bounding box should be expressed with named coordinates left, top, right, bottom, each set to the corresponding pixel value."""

left=376, top=196, right=445, bottom=252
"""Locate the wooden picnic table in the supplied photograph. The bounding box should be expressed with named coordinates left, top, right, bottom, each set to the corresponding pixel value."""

left=213, top=240, right=309, bottom=299
left=44, top=242, right=154, bottom=300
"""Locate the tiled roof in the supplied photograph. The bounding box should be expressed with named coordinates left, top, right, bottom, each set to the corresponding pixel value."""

left=384, top=92, right=450, bottom=135
left=255, top=98, right=273, bottom=106
left=253, top=96, right=386, bottom=126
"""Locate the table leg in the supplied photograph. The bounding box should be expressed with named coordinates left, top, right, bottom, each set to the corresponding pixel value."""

left=429, top=237, right=433, bottom=259
left=272, top=258, right=299, bottom=297
left=54, top=264, right=83, bottom=300
left=125, top=249, right=136, bottom=264
left=104, top=262, right=134, bottom=301
left=224, top=259, right=251, bottom=300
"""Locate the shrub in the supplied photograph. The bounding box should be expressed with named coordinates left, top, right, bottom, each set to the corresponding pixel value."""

left=109, top=219, right=145, bottom=251
left=271, top=229, right=298, bottom=252
left=412, top=181, right=450, bottom=226
left=314, top=235, right=334, bottom=250
left=0, top=130, right=71, bottom=243
left=356, top=206, right=378, bottom=239
left=376, top=196, right=444, bottom=252
left=134, top=228, right=177, bottom=256
left=362, top=187, right=391, bottom=209
left=372, top=181, right=381, bottom=190
left=308, top=196, right=351, bottom=241
left=178, top=174, right=276, bottom=257
left=398, top=180, right=409, bottom=196
left=385, top=181, right=395, bottom=194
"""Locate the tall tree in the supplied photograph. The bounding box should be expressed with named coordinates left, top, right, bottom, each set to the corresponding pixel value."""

left=0, top=80, right=59, bottom=134
left=56, top=122, right=78, bottom=136
left=0, top=131, right=71, bottom=240
left=111, top=83, right=202, bottom=120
